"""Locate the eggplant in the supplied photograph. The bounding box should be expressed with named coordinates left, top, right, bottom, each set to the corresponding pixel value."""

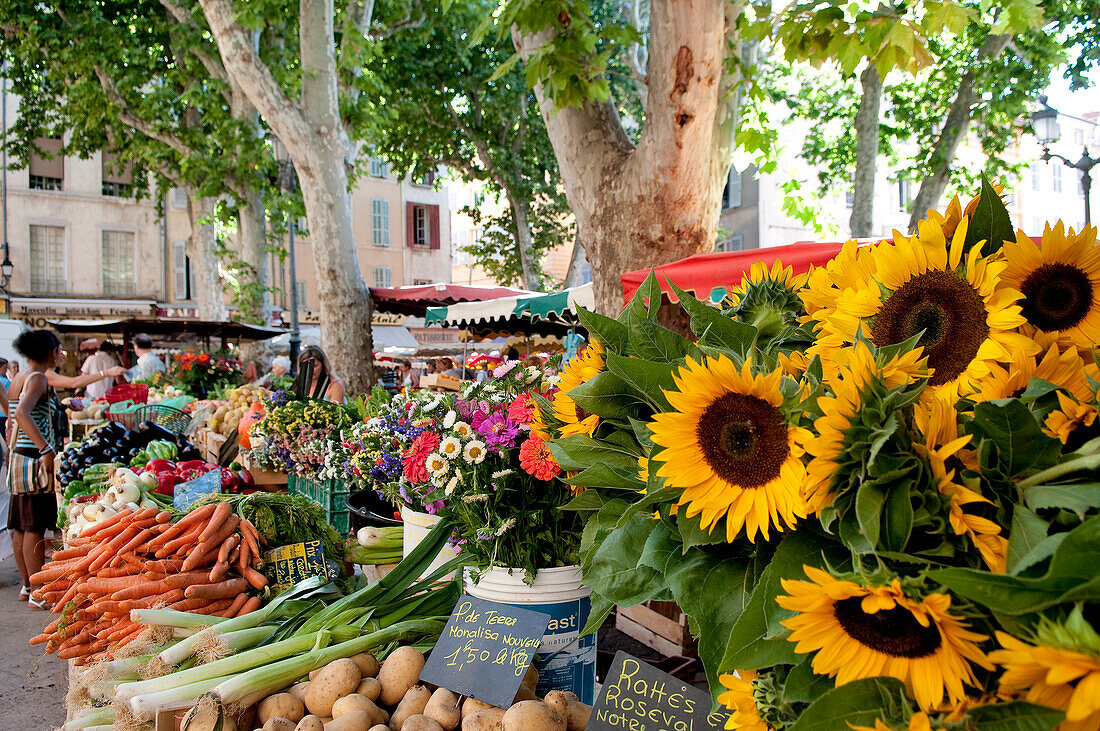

left=143, top=424, right=177, bottom=443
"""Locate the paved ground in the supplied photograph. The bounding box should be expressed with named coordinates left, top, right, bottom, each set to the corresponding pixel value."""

left=0, top=555, right=68, bottom=730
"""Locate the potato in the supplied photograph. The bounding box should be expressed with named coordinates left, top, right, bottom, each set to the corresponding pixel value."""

left=332, top=694, right=387, bottom=726
left=290, top=682, right=311, bottom=705
left=542, top=691, right=575, bottom=720
left=543, top=692, right=587, bottom=731
left=401, top=716, right=444, bottom=731
left=511, top=684, right=537, bottom=703
left=296, top=717, right=325, bottom=731
left=501, top=701, right=564, bottom=731
left=305, top=658, right=364, bottom=717
left=263, top=718, right=296, bottom=731
left=369, top=727, right=389, bottom=731
left=422, top=688, right=461, bottom=730
left=356, top=677, right=382, bottom=702
left=460, top=709, right=505, bottom=731
left=521, top=665, right=539, bottom=691
left=377, top=647, right=426, bottom=707
left=459, top=699, right=498, bottom=721
left=260, top=693, right=307, bottom=724
left=388, top=685, right=431, bottom=730
left=323, top=710, right=372, bottom=731
left=565, top=702, right=590, bottom=731
left=350, top=652, right=380, bottom=678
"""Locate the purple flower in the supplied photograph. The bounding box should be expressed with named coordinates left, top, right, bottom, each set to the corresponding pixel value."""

left=478, top=414, right=520, bottom=450
left=424, top=500, right=445, bottom=515
left=493, top=361, right=518, bottom=378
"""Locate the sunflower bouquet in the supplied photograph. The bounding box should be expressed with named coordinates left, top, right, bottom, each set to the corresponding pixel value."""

left=547, top=182, right=1100, bottom=731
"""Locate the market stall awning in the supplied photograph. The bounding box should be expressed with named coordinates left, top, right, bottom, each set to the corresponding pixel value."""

left=620, top=241, right=848, bottom=304
left=370, top=283, right=536, bottom=316
left=47, top=317, right=285, bottom=341
left=269, top=325, right=418, bottom=351
left=512, top=284, right=594, bottom=322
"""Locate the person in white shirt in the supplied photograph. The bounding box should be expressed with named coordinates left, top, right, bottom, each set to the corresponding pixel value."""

left=127, top=334, right=166, bottom=382
left=80, top=342, right=120, bottom=400
left=254, top=355, right=291, bottom=387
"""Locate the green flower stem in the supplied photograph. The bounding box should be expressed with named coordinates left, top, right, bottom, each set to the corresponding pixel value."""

left=1018, top=452, right=1100, bottom=489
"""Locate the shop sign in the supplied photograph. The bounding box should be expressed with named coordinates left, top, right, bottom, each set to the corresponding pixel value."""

left=159, top=306, right=199, bottom=319
left=419, top=594, right=551, bottom=709
left=11, top=298, right=157, bottom=329
left=276, top=310, right=406, bottom=327
left=409, top=327, right=464, bottom=344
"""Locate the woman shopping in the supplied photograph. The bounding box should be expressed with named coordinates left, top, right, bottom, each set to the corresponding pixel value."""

left=8, top=330, right=66, bottom=609
left=298, top=346, right=346, bottom=403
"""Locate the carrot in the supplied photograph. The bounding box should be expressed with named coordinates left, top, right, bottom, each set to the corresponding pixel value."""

left=147, top=504, right=216, bottom=548
left=236, top=596, right=262, bottom=617
left=78, top=508, right=133, bottom=539
left=121, top=589, right=185, bottom=611
left=88, top=525, right=143, bottom=572
left=164, top=571, right=217, bottom=589
left=58, top=641, right=100, bottom=659
left=208, top=561, right=231, bottom=583
left=197, top=502, right=233, bottom=543
left=157, top=522, right=206, bottom=558
left=228, top=546, right=240, bottom=566
left=114, top=580, right=172, bottom=602
left=182, top=516, right=240, bottom=571
left=197, top=598, right=234, bottom=615
left=85, top=575, right=150, bottom=594
left=222, top=594, right=248, bottom=618
left=90, top=600, right=126, bottom=615
left=98, top=564, right=147, bottom=578
left=143, top=558, right=186, bottom=574
left=240, top=518, right=264, bottom=550
left=185, top=578, right=249, bottom=600
left=237, top=562, right=269, bottom=590
left=243, top=518, right=266, bottom=547
left=54, top=582, right=80, bottom=611
left=48, top=545, right=93, bottom=561
left=217, top=533, right=240, bottom=564
left=43, top=618, right=61, bottom=634
left=168, top=596, right=217, bottom=612
left=29, top=633, right=51, bottom=645
left=155, top=510, right=172, bottom=523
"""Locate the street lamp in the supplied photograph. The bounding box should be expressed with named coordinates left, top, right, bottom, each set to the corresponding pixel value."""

left=1, top=62, right=12, bottom=294
left=1031, top=98, right=1098, bottom=225
left=272, top=137, right=302, bottom=375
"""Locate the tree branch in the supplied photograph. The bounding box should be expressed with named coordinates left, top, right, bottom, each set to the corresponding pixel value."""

left=372, top=0, right=426, bottom=40
left=93, top=66, right=196, bottom=157
left=158, top=0, right=233, bottom=93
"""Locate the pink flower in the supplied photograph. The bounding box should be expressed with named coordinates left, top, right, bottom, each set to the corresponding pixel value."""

left=520, top=435, right=561, bottom=480
left=507, top=394, right=536, bottom=425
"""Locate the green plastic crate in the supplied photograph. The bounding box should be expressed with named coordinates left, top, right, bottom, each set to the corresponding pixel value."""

left=288, top=475, right=351, bottom=535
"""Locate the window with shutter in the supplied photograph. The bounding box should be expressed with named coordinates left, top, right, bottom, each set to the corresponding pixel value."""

left=102, top=151, right=134, bottom=197
left=29, top=137, right=64, bottom=190
left=428, top=204, right=440, bottom=249
left=371, top=198, right=390, bottom=246
left=172, top=240, right=192, bottom=300
left=295, top=280, right=308, bottom=309
left=1052, top=165, right=1062, bottom=193
left=102, top=231, right=136, bottom=296
left=29, top=225, right=66, bottom=292
left=172, top=188, right=188, bottom=209
left=370, top=157, right=387, bottom=178
left=373, top=266, right=392, bottom=287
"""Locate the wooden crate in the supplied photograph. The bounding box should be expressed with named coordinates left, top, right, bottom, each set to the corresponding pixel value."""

left=238, top=450, right=289, bottom=491
left=421, top=373, right=462, bottom=391
left=615, top=601, right=697, bottom=658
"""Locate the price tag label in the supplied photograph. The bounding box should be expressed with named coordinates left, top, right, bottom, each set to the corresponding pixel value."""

left=172, top=470, right=221, bottom=510
left=586, top=652, right=730, bottom=731
left=419, top=595, right=551, bottom=709
left=263, top=540, right=330, bottom=593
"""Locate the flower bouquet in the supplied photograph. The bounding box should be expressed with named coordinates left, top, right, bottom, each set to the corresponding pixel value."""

left=246, top=392, right=356, bottom=480
left=170, top=350, right=243, bottom=398
left=546, top=182, right=1100, bottom=731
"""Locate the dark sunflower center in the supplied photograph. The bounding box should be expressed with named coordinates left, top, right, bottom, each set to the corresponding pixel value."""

left=695, top=393, right=789, bottom=487
left=574, top=402, right=590, bottom=422
left=871, top=270, right=990, bottom=386
left=833, top=596, right=942, bottom=658
left=1019, top=263, right=1094, bottom=332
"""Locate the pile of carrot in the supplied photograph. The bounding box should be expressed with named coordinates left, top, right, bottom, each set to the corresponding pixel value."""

left=28, top=501, right=269, bottom=665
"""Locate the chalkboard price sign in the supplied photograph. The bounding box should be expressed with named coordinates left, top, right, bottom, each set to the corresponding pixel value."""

left=419, top=595, right=552, bottom=709
left=172, top=470, right=222, bottom=510
left=587, top=652, right=730, bottom=731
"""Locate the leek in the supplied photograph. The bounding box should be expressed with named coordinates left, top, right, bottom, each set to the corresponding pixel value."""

left=213, top=618, right=445, bottom=707
left=117, top=627, right=356, bottom=702
left=128, top=675, right=235, bottom=721
left=61, top=708, right=115, bottom=731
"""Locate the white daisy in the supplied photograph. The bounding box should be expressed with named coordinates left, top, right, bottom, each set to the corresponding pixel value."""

left=454, top=421, right=472, bottom=438
left=491, top=469, right=514, bottom=479
left=443, top=410, right=457, bottom=428
left=463, top=440, right=487, bottom=464
left=426, top=451, right=450, bottom=477
left=444, top=476, right=459, bottom=497
left=439, top=436, right=461, bottom=459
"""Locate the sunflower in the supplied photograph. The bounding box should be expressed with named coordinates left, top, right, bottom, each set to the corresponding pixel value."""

left=809, top=217, right=1035, bottom=398
left=777, top=566, right=992, bottom=710
left=991, top=627, right=1100, bottom=731
left=551, top=387, right=600, bottom=437
left=1044, top=391, right=1098, bottom=444
left=974, top=340, right=1095, bottom=405
left=1001, top=222, right=1100, bottom=349
left=559, top=341, right=605, bottom=393
left=800, top=240, right=877, bottom=322
left=717, top=670, right=771, bottom=731
left=849, top=713, right=934, bottom=731
left=724, top=261, right=810, bottom=338
left=913, top=398, right=1007, bottom=573
left=925, top=186, right=1005, bottom=241
left=727, top=260, right=810, bottom=307
left=804, top=341, right=929, bottom=511
left=649, top=356, right=809, bottom=543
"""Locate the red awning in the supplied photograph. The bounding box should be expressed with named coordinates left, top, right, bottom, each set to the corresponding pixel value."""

left=370, top=283, right=536, bottom=315
left=620, top=241, right=849, bottom=304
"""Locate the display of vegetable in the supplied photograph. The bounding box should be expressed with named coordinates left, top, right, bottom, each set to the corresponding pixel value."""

left=58, top=421, right=200, bottom=492
left=30, top=503, right=270, bottom=665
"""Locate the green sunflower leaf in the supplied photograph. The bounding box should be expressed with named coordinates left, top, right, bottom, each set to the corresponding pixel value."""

left=783, top=656, right=836, bottom=704
left=568, top=371, right=646, bottom=422
left=1007, top=505, right=1051, bottom=574
left=575, top=306, right=629, bottom=355
left=629, top=317, right=702, bottom=363
left=581, top=513, right=667, bottom=634
left=964, top=701, right=1064, bottom=731
left=603, top=351, right=676, bottom=410
left=667, top=281, right=758, bottom=354
left=967, top=177, right=1016, bottom=257
left=677, top=510, right=732, bottom=549
left=968, top=400, right=1062, bottom=478
left=786, top=677, right=909, bottom=731
left=563, top=463, right=644, bottom=489
left=561, top=490, right=609, bottom=512
left=547, top=433, right=640, bottom=473
left=1024, top=483, right=1100, bottom=518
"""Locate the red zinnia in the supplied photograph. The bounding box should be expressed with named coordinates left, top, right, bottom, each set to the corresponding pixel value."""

left=507, top=394, right=536, bottom=425
left=519, top=435, right=561, bottom=481
left=403, top=431, right=440, bottom=484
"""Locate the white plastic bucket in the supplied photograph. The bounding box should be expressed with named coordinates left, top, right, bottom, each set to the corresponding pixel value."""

left=401, top=505, right=460, bottom=580
left=464, top=565, right=597, bottom=704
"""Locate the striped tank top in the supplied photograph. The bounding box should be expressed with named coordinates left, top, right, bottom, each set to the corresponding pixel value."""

left=12, top=390, right=58, bottom=452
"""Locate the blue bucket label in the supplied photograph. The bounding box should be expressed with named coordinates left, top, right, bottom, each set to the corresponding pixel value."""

left=523, top=597, right=597, bottom=704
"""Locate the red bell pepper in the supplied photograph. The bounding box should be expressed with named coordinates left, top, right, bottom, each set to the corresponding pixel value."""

left=175, top=460, right=208, bottom=474
left=143, top=459, right=176, bottom=474
left=154, top=472, right=183, bottom=497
